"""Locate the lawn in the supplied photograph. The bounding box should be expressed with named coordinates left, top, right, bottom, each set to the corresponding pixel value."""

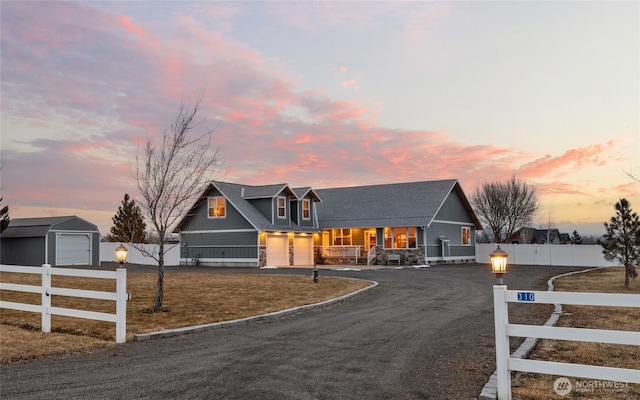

left=0, top=269, right=371, bottom=364
left=511, top=267, right=639, bottom=400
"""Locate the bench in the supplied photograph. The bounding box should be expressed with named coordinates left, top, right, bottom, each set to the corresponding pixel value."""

left=387, top=254, right=401, bottom=265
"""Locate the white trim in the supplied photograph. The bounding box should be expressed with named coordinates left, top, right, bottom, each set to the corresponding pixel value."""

left=55, top=233, right=93, bottom=266
left=180, top=229, right=257, bottom=234
left=461, top=226, right=471, bottom=246
left=276, top=195, right=287, bottom=219
left=302, top=199, right=311, bottom=221
left=207, top=196, right=226, bottom=219
left=431, top=219, right=474, bottom=226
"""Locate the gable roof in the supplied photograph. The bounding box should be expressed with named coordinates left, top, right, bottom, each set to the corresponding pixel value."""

left=174, top=181, right=320, bottom=233
left=315, top=179, right=482, bottom=229
left=1, top=216, right=98, bottom=238
left=243, top=183, right=296, bottom=199
left=292, top=187, right=322, bottom=202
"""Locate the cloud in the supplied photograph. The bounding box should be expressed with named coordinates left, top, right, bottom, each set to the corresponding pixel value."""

left=1, top=1, right=632, bottom=235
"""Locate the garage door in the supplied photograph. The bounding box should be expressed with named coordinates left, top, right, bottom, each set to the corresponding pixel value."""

left=293, top=236, right=313, bottom=266
left=57, top=234, right=91, bottom=265
left=266, top=235, right=288, bottom=267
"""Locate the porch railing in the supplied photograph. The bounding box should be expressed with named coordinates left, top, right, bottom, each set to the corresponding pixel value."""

left=367, top=246, right=376, bottom=265
left=321, top=246, right=362, bottom=263
left=426, top=244, right=475, bottom=259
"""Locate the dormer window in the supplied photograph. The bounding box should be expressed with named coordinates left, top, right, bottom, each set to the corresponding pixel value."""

left=302, top=199, right=310, bottom=220
left=277, top=196, right=287, bottom=219
left=208, top=196, right=226, bottom=218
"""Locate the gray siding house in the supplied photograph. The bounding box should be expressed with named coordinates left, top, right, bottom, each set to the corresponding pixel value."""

left=174, top=182, right=321, bottom=267
left=315, top=179, right=482, bottom=265
left=0, top=216, right=100, bottom=266
left=175, top=179, right=481, bottom=267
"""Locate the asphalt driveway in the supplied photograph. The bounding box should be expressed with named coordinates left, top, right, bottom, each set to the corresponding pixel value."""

left=0, top=264, right=584, bottom=399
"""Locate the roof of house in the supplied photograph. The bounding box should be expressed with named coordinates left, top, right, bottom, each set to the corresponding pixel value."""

left=315, top=179, right=482, bottom=229
left=1, top=216, right=98, bottom=238
left=175, top=181, right=321, bottom=233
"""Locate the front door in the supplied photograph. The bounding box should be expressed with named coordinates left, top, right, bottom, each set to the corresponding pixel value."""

left=365, top=230, right=377, bottom=250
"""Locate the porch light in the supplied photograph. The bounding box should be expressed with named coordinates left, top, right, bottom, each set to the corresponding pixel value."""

left=490, top=246, right=508, bottom=285
left=115, top=244, right=128, bottom=266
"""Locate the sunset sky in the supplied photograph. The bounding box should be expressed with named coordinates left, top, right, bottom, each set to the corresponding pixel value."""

left=1, top=1, right=638, bottom=237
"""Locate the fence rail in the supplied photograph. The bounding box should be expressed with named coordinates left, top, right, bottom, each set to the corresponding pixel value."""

left=0, top=264, right=128, bottom=343
left=493, top=286, right=640, bottom=399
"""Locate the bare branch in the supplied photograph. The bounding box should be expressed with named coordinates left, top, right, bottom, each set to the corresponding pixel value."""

left=133, top=94, right=222, bottom=311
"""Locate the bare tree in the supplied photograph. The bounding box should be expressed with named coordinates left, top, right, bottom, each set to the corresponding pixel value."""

left=134, top=96, right=221, bottom=312
left=470, top=176, right=539, bottom=243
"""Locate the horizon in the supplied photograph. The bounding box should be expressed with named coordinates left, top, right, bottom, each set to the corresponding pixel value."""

left=1, top=1, right=638, bottom=238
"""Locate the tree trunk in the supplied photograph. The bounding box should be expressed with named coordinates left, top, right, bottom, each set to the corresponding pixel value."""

left=153, top=241, right=165, bottom=312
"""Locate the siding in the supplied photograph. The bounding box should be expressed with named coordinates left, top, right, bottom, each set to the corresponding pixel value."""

left=52, top=218, right=99, bottom=232
left=0, top=237, right=45, bottom=265
left=298, top=197, right=315, bottom=228
left=425, top=221, right=474, bottom=245
left=182, top=192, right=254, bottom=231
left=434, top=191, right=474, bottom=223
left=249, top=198, right=272, bottom=223
left=180, top=231, right=258, bottom=259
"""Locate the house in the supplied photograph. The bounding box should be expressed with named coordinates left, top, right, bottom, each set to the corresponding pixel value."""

left=174, top=179, right=482, bottom=267
left=174, top=181, right=321, bottom=267
left=507, top=228, right=567, bottom=244
left=315, top=179, right=482, bottom=265
left=0, top=216, right=100, bottom=266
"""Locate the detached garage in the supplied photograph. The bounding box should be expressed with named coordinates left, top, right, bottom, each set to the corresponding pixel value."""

left=0, top=216, right=100, bottom=267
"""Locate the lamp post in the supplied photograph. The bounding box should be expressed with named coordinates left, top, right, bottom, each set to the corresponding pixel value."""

left=115, top=244, right=128, bottom=268
left=490, top=245, right=508, bottom=285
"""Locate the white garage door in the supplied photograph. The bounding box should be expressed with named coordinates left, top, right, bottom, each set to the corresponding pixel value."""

left=57, top=234, right=91, bottom=265
left=266, top=235, right=288, bottom=267
left=293, top=236, right=313, bottom=266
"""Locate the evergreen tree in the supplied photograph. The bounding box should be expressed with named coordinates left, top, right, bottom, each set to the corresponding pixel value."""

left=108, top=194, right=147, bottom=243
left=598, top=198, right=640, bottom=288
left=0, top=197, right=9, bottom=233
left=570, top=230, right=583, bottom=245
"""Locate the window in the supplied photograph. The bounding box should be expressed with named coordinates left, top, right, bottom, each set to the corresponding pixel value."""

left=462, top=227, right=471, bottom=245
left=385, top=227, right=417, bottom=248
left=333, top=228, right=351, bottom=245
left=302, top=199, right=310, bottom=220
left=277, top=196, right=287, bottom=219
left=208, top=196, right=225, bottom=218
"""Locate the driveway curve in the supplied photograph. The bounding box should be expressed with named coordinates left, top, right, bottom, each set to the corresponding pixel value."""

left=1, top=264, right=583, bottom=399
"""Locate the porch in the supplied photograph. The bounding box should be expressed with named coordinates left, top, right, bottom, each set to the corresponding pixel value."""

left=316, top=244, right=476, bottom=265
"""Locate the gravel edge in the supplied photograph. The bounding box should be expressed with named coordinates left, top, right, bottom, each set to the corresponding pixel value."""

left=133, top=279, right=379, bottom=341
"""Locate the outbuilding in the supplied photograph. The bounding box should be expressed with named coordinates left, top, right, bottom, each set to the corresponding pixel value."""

left=0, top=216, right=100, bottom=266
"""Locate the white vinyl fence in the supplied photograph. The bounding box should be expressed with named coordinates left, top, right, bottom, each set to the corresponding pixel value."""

left=100, top=242, right=180, bottom=266
left=477, top=244, right=616, bottom=267
left=0, top=264, right=128, bottom=343
left=493, top=286, right=640, bottom=399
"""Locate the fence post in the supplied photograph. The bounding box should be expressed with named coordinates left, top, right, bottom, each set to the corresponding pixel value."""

left=41, top=264, right=51, bottom=333
left=493, top=284, right=512, bottom=399
left=115, top=268, right=127, bottom=344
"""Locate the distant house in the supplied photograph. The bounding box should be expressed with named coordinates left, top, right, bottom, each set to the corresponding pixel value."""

left=507, top=228, right=568, bottom=245
left=174, top=179, right=482, bottom=267
left=0, top=216, right=100, bottom=266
